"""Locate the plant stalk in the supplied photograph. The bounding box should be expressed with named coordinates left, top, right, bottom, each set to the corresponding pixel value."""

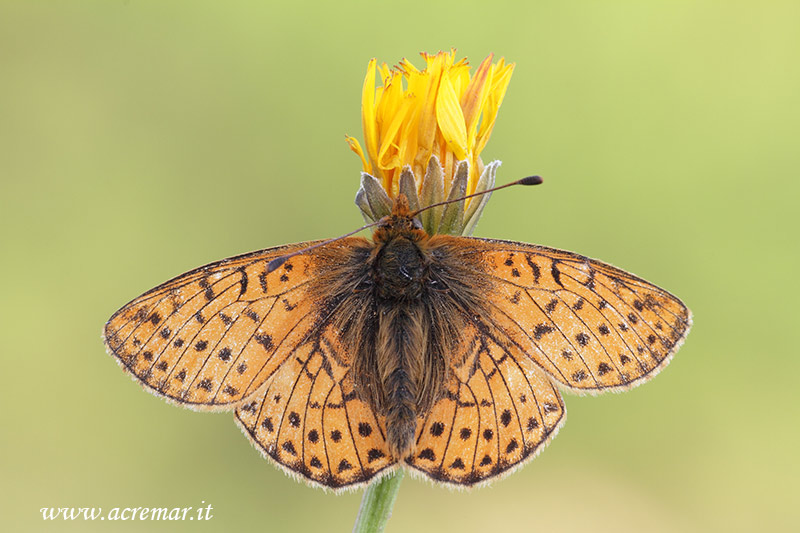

left=352, top=470, right=404, bottom=533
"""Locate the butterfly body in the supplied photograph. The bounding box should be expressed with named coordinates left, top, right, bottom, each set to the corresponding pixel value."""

left=105, top=195, right=691, bottom=490
left=330, top=195, right=490, bottom=459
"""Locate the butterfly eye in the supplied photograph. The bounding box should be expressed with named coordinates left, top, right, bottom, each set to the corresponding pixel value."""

left=412, top=217, right=424, bottom=231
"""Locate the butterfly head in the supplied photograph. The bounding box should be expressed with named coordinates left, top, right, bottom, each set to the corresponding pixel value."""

left=372, top=194, right=427, bottom=245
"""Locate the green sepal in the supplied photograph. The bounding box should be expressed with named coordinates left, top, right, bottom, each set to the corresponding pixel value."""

left=418, top=156, right=445, bottom=235
left=356, top=172, right=392, bottom=223
left=438, top=161, right=469, bottom=235
left=462, top=160, right=500, bottom=236
left=398, top=166, right=421, bottom=212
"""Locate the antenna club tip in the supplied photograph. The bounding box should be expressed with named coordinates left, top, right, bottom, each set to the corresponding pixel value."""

left=520, top=175, right=543, bottom=186
left=267, top=257, right=287, bottom=274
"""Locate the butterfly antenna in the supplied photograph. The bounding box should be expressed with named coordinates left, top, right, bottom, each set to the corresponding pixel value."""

left=266, top=219, right=382, bottom=273
left=267, top=176, right=542, bottom=273
left=410, top=175, right=543, bottom=218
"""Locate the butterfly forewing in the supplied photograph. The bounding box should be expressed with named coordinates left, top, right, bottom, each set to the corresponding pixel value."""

left=104, top=241, right=343, bottom=409
left=461, top=238, right=692, bottom=393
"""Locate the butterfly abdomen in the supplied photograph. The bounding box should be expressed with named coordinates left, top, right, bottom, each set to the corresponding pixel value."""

left=363, top=229, right=490, bottom=460
left=338, top=210, right=491, bottom=461
left=377, top=303, right=427, bottom=459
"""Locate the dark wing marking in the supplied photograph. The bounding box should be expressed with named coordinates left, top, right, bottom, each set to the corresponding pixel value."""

left=457, top=238, right=692, bottom=393
left=406, top=321, right=565, bottom=486
left=235, top=323, right=396, bottom=491
left=103, top=239, right=367, bottom=409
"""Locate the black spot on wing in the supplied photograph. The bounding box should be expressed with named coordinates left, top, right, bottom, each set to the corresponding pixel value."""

left=254, top=334, right=274, bottom=350
left=571, top=370, right=587, bottom=382
left=550, top=262, right=563, bottom=287
left=525, top=255, right=541, bottom=284
left=238, top=266, right=248, bottom=296
left=367, top=449, right=385, bottom=462
left=418, top=448, right=436, bottom=461
left=505, top=439, right=519, bottom=454
left=533, top=324, right=554, bottom=340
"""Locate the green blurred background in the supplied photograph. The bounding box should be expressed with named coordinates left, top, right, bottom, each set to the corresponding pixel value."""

left=2, top=1, right=798, bottom=531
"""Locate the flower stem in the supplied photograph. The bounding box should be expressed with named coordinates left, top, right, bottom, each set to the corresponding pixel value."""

left=352, top=470, right=404, bottom=533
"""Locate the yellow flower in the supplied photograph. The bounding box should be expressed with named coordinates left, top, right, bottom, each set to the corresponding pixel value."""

left=347, top=50, right=514, bottom=202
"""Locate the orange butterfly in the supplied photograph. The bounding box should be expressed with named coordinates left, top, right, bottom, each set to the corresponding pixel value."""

left=104, top=185, right=691, bottom=491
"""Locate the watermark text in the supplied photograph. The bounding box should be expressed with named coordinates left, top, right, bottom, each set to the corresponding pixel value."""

left=40, top=502, right=214, bottom=521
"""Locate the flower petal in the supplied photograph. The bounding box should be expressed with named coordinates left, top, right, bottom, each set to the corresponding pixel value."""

left=349, top=51, right=513, bottom=234
left=361, top=59, right=379, bottom=172
left=345, top=135, right=370, bottom=173
left=435, top=73, right=468, bottom=160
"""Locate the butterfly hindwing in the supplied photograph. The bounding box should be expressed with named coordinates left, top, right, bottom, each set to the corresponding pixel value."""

left=235, top=323, right=397, bottom=491
left=407, top=321, right=565, bottom=486
left=457, top=238, right=692, bottom=393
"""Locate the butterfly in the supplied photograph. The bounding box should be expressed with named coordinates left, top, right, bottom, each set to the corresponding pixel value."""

left=104, top=190, right=691, bottom=491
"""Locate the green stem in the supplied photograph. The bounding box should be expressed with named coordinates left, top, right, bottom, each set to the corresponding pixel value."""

left=352, top=470, right=404, bottom=533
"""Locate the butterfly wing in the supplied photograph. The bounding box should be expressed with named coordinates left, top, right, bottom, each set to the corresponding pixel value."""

left=234, top=322, right=396, bottom=491
left=104, top=240, right=359, bottom=409
left=407, top=321, right=565, bottom=486
left=458, top=238, right=692, bottom=393
left=407, top=236, right=690, bottom=486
